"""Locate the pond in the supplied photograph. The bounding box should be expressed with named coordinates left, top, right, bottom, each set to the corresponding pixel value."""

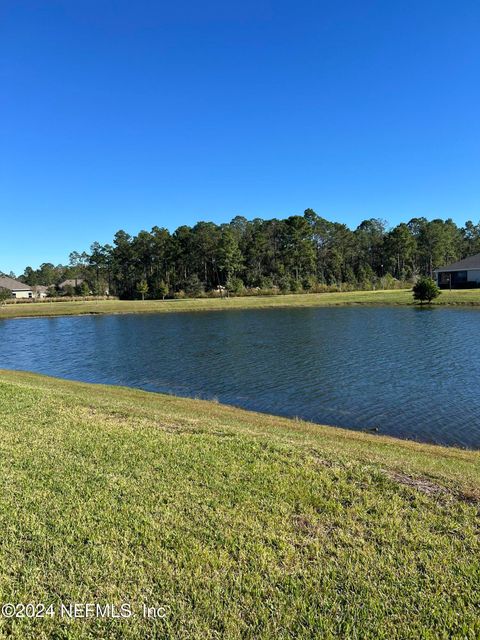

left=1, top=306, right=479, bottom=448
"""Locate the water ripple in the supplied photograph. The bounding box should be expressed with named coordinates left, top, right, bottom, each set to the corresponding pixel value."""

left=1, top=306, right=480, bottom=448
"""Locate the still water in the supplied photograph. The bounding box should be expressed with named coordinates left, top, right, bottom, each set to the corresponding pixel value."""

left=1, top=307, right=479, bottom=448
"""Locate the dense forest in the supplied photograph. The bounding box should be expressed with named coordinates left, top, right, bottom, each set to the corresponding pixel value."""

left=19, top=210, right=480, bottom=298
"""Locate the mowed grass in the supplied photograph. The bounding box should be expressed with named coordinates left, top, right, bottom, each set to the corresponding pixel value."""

left=0, top=371, right=479, bottom=639
left=1, top=288, right=480, bottom=320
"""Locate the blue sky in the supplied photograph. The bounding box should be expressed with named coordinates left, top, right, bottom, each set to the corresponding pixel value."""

left=1, top=0, right=479, bottom=275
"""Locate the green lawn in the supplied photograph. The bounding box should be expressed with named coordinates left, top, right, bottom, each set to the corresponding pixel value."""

left=0, top=371, right=478, bottom=639
left=1, top=288, right=480, bottom=320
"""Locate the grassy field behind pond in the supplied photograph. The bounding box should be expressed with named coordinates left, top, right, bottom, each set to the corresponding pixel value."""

left=0, top=371, right=478, bottom=639
left=1, top=288, right=480, bottom=320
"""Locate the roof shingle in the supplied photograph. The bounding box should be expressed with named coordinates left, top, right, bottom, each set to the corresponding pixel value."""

left=436, top=253, right=480, bottom=271
left=0, top=275, right=32, bottom=291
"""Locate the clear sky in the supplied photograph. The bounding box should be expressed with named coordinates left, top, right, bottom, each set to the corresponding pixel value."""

left=1, top=1, right=479, bottom=275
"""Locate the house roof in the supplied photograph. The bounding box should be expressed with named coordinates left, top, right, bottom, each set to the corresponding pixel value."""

left=435, top=253, right=480, bottom=272
left=32, top=285, right=49, bottom=292
left=59, top=279, right=84, bottom=288
left=0, top=275, right=32, bottom=291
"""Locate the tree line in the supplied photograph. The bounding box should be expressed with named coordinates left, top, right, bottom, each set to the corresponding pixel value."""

left=19, top=210, right=480, bottom=299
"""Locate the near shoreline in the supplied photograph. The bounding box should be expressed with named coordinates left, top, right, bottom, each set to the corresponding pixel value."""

left=1, top=288, right=480, bottom=320
left=0, top=370, right=478, bottom=638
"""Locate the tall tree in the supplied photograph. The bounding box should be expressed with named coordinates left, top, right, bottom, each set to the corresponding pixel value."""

left=112, top=231, right=136, bottom=298
left=279, top=216, right=316, bottom=282
left=385, top=223, right=416, bottom=279
left=217, top=227, right=243, bottom=283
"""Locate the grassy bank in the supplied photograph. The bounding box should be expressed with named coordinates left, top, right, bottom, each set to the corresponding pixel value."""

left=1, top=288, right=480, bottom=320
left=0, top=371, right=478, bottom=639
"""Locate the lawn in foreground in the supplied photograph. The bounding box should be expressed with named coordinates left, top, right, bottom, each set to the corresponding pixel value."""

left=0, top=371, right=478, bottom=639
left=1, top=288, right=480, bottom=320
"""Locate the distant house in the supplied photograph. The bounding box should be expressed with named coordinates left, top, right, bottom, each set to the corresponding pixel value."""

left=58, top=278, right=84, bottom=290
left=434, top=253, right=480, bottom=289
left=32, top=285, right=49, bottom=299
left=0, top=275, right=34, bottom=299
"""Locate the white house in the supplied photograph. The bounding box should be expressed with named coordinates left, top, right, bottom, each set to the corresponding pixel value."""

left=0, top=275, right=34, bottom=299
left=32, top=285, right=49, bottom=299
left=434, top=253, right=480, bottom=289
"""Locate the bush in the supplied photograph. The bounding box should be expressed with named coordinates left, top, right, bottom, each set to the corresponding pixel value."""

left=0, top=287, right=11, bottom=304
left=289, top=278, right=303, bottom=293
left=225, top=277, right=243, bottom=295
left=413, top=277, right=441, bottom=304
left=380, top=273, right=397, bottom=289
left=259, top=276, right=274, bottom=290
left=77, top=282, right=91, bottom=297
left=277, top=276, right=291, bottom=293
left=301, top=275, right=317, bottom=291
left=310, top=283, right=338, bottom=294
left=339, top=282, right=357, bottom=292
left=3, top=295, right=116, bottom=305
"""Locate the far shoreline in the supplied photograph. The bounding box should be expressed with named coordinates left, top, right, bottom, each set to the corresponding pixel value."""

left=1, top=288, right=480, bottom=321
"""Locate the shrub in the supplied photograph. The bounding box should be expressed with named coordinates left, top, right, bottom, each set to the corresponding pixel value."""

left=259, top=276, right=274, bottom=290
left=380, top=273, right=397, bottom=289
left=277, top=276, right=291, bottom=293
left=79, top=281, right=91, bottom=296
left=302, top=275, right=317, bottom=291
left=62, top=284, right=75, bottom=297
left=289, top=278, right=303, bottom=293
left=0, top=287, right=11, bottom=304
left=413, top=277, right=441, bottom=304
left=226, top=277, right=244, bottom=295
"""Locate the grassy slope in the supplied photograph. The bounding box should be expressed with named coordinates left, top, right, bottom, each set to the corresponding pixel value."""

left=0, top=371, right=478, bottom=639
left=1, top=288, right=480, bottom=320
